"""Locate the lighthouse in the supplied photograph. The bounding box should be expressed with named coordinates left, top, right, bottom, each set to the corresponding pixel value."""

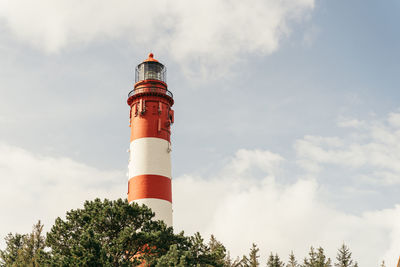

left=127, top=53, right=174, bottom=227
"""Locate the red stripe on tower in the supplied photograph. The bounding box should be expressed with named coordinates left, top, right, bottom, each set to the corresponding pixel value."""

left=127, top=53, right=174, bottom=227
left=128, top=175, right=172, bottom=202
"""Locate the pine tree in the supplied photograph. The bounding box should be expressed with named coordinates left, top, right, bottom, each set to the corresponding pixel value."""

left=0, top=233, right=25, bottom=266
left=153, top=233, right=228, bottom=266
left=155, top=244, right=189, bottom=267
left=224, top=251, right=243, bottom=267
left=267, top=254, right=276, bottom=267
left=20, top=221, right=46, bottom=266
left=242, top=243, right=260, bottom=267
left=45, top=198, right=182, bottom=266
left=208, top=234, right=227, bottom=266
left=249, top=243, right=260, bottom=267
left=303, top=246, right=318, bottom=267
left=287, top=251, right=299, bottom=267
left=267, top=253, right=284, bottom=267
left=274, top=254, right=284, bottom=267
left=335, top=243, right=356, bottom=267
left=316, top=247, right=331, bottom=267
left=0, top=221, right=46, bottom=267
left=303, top=246, right=331, bottom=267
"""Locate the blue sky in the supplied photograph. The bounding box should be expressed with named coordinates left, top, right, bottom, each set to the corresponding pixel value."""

left=0, top=0, right=399, bottom=266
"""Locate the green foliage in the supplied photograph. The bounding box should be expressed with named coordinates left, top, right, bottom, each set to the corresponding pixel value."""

left=224, top=251, right=243, bottom=267
left=1, top=198, right=228, bottom=267
left=287, top=251, right=299, bottom=267
left=334, top=244, right=357, bottom=267
left=208, top=234, right=227, bottom=266
left=1, top=198, right=366, bottom=267
left=153, top=244, right=190, bottom=266
left=151, top=233, right=226, bottom=267
left=241, top=243, right=260, bottom=267
left=44, top=198, right=183, bottom=266
left=0, top=233, right=25, bottom=266
left=0, top=221, right=46, bottom=267
left=303, top=247, right=331, bottom=267
left=266, top=253, right=284, bottom=267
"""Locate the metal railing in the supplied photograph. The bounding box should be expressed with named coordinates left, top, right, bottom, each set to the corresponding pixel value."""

left=128, top=87, right=173, bottom=98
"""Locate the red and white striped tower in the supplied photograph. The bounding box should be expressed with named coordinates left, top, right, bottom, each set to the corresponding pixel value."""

left=127, top=53, right=174, bottom=227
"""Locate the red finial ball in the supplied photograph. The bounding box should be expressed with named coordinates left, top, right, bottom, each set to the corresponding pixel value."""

left=144, top=52, right=159, bottom=62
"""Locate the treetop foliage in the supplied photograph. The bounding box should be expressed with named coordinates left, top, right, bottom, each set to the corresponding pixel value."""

left=1, top=199, right=224, bottom=267
left=287, top=251, right=300, bottom=267
left=0, top=221, right=45, bottom=267
left=0, top=198, right=377, bottom=267
left=334, top=243, right=357, bottom=267
left=44, top=198, right=187, bottom=266
left=266, top=253, right=284, bottom=267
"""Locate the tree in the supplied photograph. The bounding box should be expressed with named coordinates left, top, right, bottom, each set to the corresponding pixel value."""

left=0, top=232, right=25, bottom=266
left=303, top=247, right=317, bottom=267
left=152, top=233, right=226, bottom=267
left=303, top=247, right=331, bottom=267
left=287, top=251, right=299, bottom=267
left=267, top=253, right=284, bottom=267
left=242, top=243, right=260, bottom=267
left=0, top=221, right=46, bottom=267
left=334, top=244, right=356, bottom=267
left=224, top=251, right=243, bottom=267
left=44, top=198, right=185, bottom=266
left=316, top=247, right=331, bottom=267
left=2, top=199, right=228, bottom=267
left=19, top=221, right=46, bottom=266
left=208, top=234, right=227, bottom=266
left=153, top=244, right=190, bottom=266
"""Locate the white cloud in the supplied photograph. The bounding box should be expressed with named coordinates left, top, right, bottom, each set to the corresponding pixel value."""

left=388, top=112, right=400, bottom=128
left=295, top=113, right=400, bottom=184
left=0, top=0, right=314, bottom=75
left=0, top=142, right=125, bottom=246
left=223, top=149, right=284, bottom=176
left=173, top=149, right=400, bottom=267
left=337, top=117, right=366, bottom=128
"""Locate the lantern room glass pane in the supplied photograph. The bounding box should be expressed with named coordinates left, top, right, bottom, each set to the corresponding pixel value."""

left=135, top=62, right=166, bottom=83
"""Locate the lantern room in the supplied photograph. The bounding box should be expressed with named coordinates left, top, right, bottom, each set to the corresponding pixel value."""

left=135, top=53, right=166, bottom=83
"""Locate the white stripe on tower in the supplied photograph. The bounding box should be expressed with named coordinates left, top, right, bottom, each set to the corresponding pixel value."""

left=134, top=198, right=172, bottom=227
left=128, top=138, right=171, bottom=179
